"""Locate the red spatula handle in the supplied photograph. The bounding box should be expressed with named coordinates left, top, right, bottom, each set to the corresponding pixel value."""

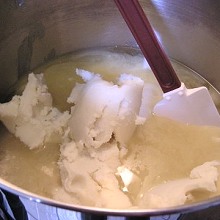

left=114, top=0, right=181, bottom=93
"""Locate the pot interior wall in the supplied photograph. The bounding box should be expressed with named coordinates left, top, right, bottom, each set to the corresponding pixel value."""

left=1, top=0, right=220, bottom=100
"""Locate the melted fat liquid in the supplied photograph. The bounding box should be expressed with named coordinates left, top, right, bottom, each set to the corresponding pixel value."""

left=126, top=116, right=220, bottom=204
left=0, top=48, right=220, bottom=206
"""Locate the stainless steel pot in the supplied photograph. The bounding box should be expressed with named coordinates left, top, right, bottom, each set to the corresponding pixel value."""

left=0, top=0, right=220, bottom=218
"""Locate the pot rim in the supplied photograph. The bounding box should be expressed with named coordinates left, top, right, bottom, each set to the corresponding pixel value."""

left=1, top=177, right=220, bottom=217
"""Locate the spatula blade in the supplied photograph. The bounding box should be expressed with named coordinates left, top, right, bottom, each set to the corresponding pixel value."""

left=154, top=83, right=220, bottom=126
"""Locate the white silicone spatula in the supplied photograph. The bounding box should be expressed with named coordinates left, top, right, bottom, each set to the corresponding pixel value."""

left=114, top=0, right=220, bottom=126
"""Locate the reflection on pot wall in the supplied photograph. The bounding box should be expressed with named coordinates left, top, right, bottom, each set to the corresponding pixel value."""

left=140, top=0, right=220, bottom=91
left=0, top=0, right=133, bottom=101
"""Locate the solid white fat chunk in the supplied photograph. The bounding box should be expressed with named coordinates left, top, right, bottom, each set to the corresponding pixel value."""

left=0, top=73, right=70, bottom=149
left=139, top=161, right=220, bottom=208
left=68, top=69, right=153, bottom=149
left=57, top=140, right=131, bottom=208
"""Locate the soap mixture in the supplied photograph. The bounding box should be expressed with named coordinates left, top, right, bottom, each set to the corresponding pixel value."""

left=0, top=48, right=220, bottom=209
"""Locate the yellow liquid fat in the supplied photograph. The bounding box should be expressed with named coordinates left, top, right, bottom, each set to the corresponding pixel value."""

left=0, top=47, right=220, bottom=208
